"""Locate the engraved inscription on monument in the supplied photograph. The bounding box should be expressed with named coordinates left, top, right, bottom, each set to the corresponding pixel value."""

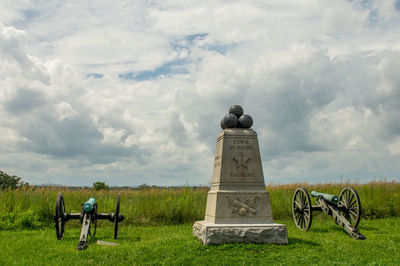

left=233, top=152, right=250, bottom=169
left=226, top=195, right=260, bottom=216
left=229, top=139, right=254, bottom=151
left=214, top=155, right=221, bottom=167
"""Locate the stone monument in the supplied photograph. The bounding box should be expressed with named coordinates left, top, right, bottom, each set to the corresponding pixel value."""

left=193, top=105, right=288, bottom=245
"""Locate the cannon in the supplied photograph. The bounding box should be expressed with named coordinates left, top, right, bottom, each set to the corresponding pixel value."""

left=54, top=193, right=124, bottom=250
left=292, top=187, right=366, bottom=240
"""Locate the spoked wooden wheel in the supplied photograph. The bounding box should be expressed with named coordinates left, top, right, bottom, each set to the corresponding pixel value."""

left=339, top=187, right=361, bottom=229
left=292, top=188, right=312, bottom=231
left=114, top=194, right=120, bottom=239
left=55, top=193, right=66, bottom=239
left=90, top=205, right=97, bottom=239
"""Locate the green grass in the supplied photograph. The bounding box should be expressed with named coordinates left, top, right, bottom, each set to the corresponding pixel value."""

left=1, top=218, right=399, bottom=265
left=1, top=182, right=400, bottom=229
left=2, top=182, right=398, bottom=264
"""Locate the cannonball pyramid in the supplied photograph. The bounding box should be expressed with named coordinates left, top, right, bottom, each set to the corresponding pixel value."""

left=220, top=105, right=253, bottom=129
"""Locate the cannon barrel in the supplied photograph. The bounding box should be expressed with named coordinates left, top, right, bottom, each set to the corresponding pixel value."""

left=83, top=198, right=96, bottom=212
left=311, top=191, right=338, bottom=204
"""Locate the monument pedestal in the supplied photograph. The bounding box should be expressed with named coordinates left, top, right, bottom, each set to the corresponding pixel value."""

left=193, top=128, right=288, bottom=245
left=193, top=221, right=288, bottom=245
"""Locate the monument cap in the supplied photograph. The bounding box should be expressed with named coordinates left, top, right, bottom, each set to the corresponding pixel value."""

left=229, top=105, right=244, bottom=118
left=238, top=114, right=253, bottom=128
left=221, top=105, right=253, bottom=129
left=220, top=117, right=227, bottom=129
left=223, top=114, right=238, bottom=128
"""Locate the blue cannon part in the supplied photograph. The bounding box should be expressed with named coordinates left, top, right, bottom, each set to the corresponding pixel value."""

left=83, top=198, right=96, bottom=212
left=311, top=191, right=339, bottom=204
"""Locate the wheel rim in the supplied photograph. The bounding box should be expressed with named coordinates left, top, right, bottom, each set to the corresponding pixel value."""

left=292, top=188, right=312, bottom=231
left=114, top=193, right=120, bottom=239
left=92, top=205, right=97, bottom=239
left=338, top=187, right=361, bottom=229
left=55, top=193, right=65, bottom=239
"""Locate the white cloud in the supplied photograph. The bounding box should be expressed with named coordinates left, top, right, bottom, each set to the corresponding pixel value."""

left=52, top=27, right=173, bottom=74
left=1, top=1, right=400, bottom=186
left=310, top=106, right=376, bottom=151
left=55, top=101, right=78, bottom=121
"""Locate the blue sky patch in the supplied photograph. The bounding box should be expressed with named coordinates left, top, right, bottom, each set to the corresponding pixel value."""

left=186, top=33, right=208, bottom=43
left=203, top=43, right=233, bottom=54
left=173, top=33, right=233, bottom=55
left=86, top=73, right=104, bottom=79
left=119, top=59, right=188, bottom=81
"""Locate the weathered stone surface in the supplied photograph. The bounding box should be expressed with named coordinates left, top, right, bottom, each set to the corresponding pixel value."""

left=204, top=190, right=273, bottom=224
left=205, top=129, right=273, bottom=224
left=193, top=127, right=288, bottom=245
left=193, top=221, right=288, bottom=245
left=210, top=129, right=266, bottom=191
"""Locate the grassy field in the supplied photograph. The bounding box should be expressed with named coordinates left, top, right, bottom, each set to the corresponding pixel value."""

left=1, top=218, right=399, bottom=265
left=1, top=182, right=399, bottom=265
left=1, top=181, right=400, bottom=229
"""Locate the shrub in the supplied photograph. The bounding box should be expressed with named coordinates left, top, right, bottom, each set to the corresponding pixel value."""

left=93, top=181, right=109, bottom=191
left=15, top=210, right=42, bottom=229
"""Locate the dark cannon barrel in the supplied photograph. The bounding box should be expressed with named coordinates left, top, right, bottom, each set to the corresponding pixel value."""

left=83, top=198, right=96, bottom=212
left=311, top=191, right=339, bottom=204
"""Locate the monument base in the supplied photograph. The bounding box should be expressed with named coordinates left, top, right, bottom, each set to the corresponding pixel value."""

left=193, top=221, right=288, bottom=245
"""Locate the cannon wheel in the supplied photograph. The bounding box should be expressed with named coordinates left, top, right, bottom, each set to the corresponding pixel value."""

left=292, top=188, right=312, bottom=231
left=114, top=194, right=120, bottom=239
left=55, top=193, right=66, bottom=240
left=90, top=205, right=97, bottom=239
left=339, top=187, right=361, bottom=229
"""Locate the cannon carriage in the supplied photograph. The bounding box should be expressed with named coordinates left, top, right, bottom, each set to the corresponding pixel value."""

left=292, top=187, right=366, bottom=239
left=54, top=193, right=124, bottom=250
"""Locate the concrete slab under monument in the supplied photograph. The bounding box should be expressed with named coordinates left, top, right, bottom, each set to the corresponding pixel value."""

left=193, top=221, right=288, bottom=245
left=193, top=106, right=288, bottom=245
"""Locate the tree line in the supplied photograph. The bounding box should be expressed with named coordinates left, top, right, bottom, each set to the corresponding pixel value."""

left=0, top=170, right=27, bottom=189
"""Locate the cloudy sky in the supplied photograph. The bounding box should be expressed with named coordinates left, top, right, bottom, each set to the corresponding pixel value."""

left=1, top=0, right=400, bottom=186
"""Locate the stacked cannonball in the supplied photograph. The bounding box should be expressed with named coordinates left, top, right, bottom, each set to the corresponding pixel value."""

left=220, top=105, right=253, bottom=129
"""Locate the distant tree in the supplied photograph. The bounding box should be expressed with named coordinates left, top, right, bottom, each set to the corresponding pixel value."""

left=0, top=170, right=25, bottom=189
left=138, top=183, right=150, bottom=190
left=93, top=181, right=110, bottom=190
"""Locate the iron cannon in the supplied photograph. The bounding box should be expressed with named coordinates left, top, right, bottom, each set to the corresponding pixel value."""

left=310, top=191, right=338, bottom=204
left=54, top=193, right=124, bottom=250
left=292, top=187, right=366, bottom=240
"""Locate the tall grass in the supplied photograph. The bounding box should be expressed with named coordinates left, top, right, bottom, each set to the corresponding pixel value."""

left=268, top=181, right=400, bottom=220
left=1, top=181, right=399, bottom=229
